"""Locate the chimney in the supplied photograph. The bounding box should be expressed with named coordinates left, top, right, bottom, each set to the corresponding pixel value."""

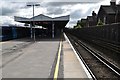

left=92, top=11, right=96, bottom=16
left=110, top=0, right=116, bottom=6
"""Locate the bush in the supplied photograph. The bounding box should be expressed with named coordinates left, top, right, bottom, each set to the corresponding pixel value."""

left=74, top=24, right=82, bottom=29
left=97, top=19, right=104, bottom=26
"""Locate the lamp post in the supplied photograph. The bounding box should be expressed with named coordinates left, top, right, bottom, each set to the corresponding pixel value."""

left=27, top=3, right=40, bottom=41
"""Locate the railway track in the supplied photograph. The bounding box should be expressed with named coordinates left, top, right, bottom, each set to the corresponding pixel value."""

left=67, top=33, right=120, bottom=79
left=76, top=35, right=120, bottom=54
left=90, top=38, right=120, bottom=54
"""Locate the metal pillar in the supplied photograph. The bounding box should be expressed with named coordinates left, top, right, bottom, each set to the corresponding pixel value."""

left=52, top=21, right=54, bottom=38
left=33, top=5, right=36, bottom=41
left=30, top=23, right=33, bottom=39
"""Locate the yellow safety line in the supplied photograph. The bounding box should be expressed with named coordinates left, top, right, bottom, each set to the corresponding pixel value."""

left=54, top=41, right=62, bottom=80
left=0, top=41, right=10, bottom=44
left=0, top=42, right=6, bottom=44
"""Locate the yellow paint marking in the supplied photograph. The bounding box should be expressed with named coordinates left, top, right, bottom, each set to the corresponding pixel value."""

left=0, top=42, right=8, bottom=44
left=0, top=41, right=11, bottom=44
left=54, top=41, right=62, bottom=80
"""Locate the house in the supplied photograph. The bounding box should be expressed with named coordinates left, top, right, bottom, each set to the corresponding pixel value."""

left=86, top=11, right=97, bottom=27
left=97, top=0, right=120, bottom=24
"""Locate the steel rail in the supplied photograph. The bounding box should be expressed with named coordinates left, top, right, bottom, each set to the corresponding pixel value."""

left=69, top=34, right=120, bottom=77
left=67, top=35, right=97, bottom=80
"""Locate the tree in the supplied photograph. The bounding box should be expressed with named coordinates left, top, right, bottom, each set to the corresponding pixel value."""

left=74, top=20, right=84, bottom=29
left=77, top=20, right=86, bottom=28
left=74, top=24, right=82, bottom=29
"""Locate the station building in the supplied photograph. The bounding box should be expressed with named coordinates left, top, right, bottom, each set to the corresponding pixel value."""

left=14, top=14, right=69, bottom=38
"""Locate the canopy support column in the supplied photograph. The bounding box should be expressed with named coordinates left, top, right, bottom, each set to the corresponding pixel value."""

left=30, top=23, right=33, bottom=39
left=52, top=21, right=54, bottom=38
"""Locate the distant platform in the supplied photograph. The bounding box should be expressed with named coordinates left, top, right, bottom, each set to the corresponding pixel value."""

left=2, top=38, right=60, bottom=78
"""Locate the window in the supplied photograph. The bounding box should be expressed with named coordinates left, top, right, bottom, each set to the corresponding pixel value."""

left=103, top=16, right=106, bottom=24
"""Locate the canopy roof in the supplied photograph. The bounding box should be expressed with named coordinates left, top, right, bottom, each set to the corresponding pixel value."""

left=14, top=14, right=69, bottom=22
left=14, top=14, right=69, bottom=29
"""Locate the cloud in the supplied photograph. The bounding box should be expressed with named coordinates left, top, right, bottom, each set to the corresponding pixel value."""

left=1, top=0, right=104, bottom=3
left=1, top=1, right=26, bottom=16
left=1, top=16, right=14, bottom=25
left=0, top=16, right=24, bottom=26
left=1, top=2, right=16, bottom=16
left=44, top=2, right=78, bottom=7
left=46, top=7, right=64, bottom=15
left=0, top=0, right=111, bottom=27
left=66, top=3, right=100, bottom=28
left=1, top=7, right=17, bottom=16
left=70, top=10, right=82, bottom=20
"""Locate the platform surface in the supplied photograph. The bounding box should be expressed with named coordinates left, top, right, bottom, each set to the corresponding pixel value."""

left=1, top=35, right=92, bottom=79
left=2, top=40, right=59, bottom=78
left=63, top=34, right=91, bottom=78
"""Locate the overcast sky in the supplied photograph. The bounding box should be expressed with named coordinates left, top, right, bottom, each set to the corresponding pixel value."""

left=0, top=0, right=120, bottom=28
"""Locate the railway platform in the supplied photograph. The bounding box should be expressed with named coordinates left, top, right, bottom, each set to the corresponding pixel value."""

left=2, top=38, right=60, bottom=78
left=63, top=34, right=91, bottom=78
left=1, top=34, right=92, bottom=79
